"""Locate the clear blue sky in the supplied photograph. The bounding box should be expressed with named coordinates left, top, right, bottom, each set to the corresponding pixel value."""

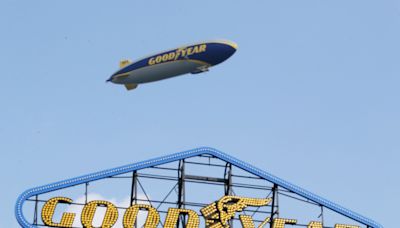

left=1, top=0, right=399, bottom=227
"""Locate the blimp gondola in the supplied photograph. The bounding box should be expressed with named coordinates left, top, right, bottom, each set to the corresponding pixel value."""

left=107, top=40, right=237, bottom=90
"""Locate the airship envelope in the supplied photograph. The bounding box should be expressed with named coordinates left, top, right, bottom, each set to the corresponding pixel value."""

left=107, top=40, right=237, bottom=90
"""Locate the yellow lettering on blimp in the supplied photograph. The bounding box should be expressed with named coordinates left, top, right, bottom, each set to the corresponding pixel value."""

left=148, top=44, right=207, bottom=65
left=148, top=57, right=156, bottom=65
left=186, top=47, right=194, bottom=55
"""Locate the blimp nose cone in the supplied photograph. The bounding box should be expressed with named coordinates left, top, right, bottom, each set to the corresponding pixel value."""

left=224, top=44, right=237, bottom=58
left=206, top=41, right=238, bottom=66
left=106, top=77, right=113, bottom=82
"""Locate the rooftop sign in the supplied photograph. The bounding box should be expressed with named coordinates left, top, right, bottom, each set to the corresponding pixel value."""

left=15, top=147, right=382, bottom=228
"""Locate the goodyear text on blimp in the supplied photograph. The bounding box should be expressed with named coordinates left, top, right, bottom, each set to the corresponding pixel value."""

left=148, top=44, right=207, bottom=65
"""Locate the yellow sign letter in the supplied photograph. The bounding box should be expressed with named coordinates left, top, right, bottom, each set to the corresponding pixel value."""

left=123, top=204, right=159, bottom=228
left=41, top=197, right=75, bottom=227
left=272, top=218, right=297, bottom=228
left=308, top=221, right=323, bottom=228
left=335, top=225, right=360, bottom=228
left=164, top=208, right=199, bottom=228
left=81, top=200, right=118, bottom=228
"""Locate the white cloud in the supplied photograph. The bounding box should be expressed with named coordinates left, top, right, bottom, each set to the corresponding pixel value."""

left=66, top=193, right=150, bottom=228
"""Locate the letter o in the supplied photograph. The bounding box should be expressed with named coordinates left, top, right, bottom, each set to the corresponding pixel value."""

left=168, top=52, right=175, bottom=60
left=162, top=54, right=169, bottom=61
left=123, top=204, right=160, bottom=228
left=81, top=200, right=118, bottom=228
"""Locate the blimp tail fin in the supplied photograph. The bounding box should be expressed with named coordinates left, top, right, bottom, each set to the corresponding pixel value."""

left=124, top=83, right=138, bottom=91
left=120, top=59, right=131, bottom=68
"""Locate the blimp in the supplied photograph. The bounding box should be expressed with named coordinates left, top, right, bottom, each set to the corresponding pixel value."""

left=107, top=40, right=237, bottom=90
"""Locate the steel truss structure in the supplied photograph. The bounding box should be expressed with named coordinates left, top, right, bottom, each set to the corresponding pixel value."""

left=15, top=147, right=383, bottom=228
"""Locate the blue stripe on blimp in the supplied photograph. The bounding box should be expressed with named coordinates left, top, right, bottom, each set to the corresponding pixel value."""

left=191, top=43, right=236, bottom=66
left=112, top=42, right=237, bottom=77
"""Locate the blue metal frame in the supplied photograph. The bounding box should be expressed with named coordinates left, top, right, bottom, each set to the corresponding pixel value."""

left=15, top=147, right=383, bottom=228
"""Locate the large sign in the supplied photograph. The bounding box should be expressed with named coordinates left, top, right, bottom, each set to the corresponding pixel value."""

left=41, top=195, right=359, bottom=228
left=16, top=148, right=381, bottom=228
